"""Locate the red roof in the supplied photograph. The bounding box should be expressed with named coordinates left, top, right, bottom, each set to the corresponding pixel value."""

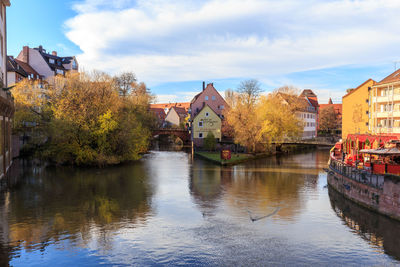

left=150, top=102, right=190, bottom=111
left=14, top=59, right=41, bottom=77
left=150, top=107, right=166, bottom=121
left=319, top=103, right=342, bottom=116
left=375, top=69, right=400, bottom=86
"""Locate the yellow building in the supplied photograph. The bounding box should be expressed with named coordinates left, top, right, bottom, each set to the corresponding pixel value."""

left=342, top=79, right=376, bottom=139
left=369, top=69, right=400, bottom=134
left=192, top=105, right=221, bottom=146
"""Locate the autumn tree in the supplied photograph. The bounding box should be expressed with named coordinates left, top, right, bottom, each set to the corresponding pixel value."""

left=114, top=72, right=137, bottom=97
left=12, top=71, right=154, bottom=166
left=319, top=106, right=339, bottom=133
left=225, top=79, right=264, bottom=153
left=225, top=83, right=303, bottom=153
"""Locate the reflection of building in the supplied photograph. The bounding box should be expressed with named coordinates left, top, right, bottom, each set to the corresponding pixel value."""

left=342, top=79, right=375, bottom=139
left=328, top=186, right=400, bottom=261
left=370, top=69, right=400, bottom=135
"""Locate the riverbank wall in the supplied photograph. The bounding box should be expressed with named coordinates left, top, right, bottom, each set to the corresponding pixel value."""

left=328, top=162, right=400, bottom=221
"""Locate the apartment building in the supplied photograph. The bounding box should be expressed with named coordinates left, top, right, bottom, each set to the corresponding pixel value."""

left=369, top=69, right=400, bottom=135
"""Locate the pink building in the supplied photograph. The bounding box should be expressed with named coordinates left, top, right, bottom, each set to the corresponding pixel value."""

left=190, top=82, right=227, bottom=118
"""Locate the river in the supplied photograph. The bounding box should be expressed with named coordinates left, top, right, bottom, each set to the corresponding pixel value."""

left=0, top=149, right=400, bottom=266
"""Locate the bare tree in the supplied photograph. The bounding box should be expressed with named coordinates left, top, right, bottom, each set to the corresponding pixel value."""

left=114, top=72, right=137, bottom=97
left=237, top=79, right=263, bottom=105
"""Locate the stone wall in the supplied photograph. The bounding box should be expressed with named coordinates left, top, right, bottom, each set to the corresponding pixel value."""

left=328, top=170, right=400, bottom=221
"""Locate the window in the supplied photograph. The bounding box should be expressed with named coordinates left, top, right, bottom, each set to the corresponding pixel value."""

left=212, top=96, right=216, bottom=100
left=56, top=69, right=64, bottom=75
left=72, top=59, right=77, bottom=70
left=220, top=105, right=224, bottom=109
left=198, top=121, right=203, bottom=127
left=49, top=58, right=55, bottom=64
left=199, top=133, right=203, bottom=138
left=205, top=112, right=209, bottom=117
left=205, top=96, right=209, bottom=100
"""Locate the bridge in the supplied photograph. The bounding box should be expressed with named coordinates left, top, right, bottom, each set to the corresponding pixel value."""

left=152, top=128, right=191, bottom=143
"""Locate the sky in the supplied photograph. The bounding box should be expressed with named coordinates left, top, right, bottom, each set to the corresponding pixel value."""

left=7, top=0, right=400, bottom=104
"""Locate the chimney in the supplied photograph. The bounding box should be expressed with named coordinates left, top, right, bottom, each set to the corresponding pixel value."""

left=202, top=81, right=205, bottom=91
left=38, top=45, right=43, bottom=52
left=52, top=51, right=57, bottom=56
left=22, top=46, right=29, bottom=63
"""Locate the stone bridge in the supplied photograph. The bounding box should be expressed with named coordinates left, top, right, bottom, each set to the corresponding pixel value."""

left=152, top=128, right=191, bottom=143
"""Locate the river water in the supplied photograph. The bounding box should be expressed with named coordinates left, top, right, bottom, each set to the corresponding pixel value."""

left=1, top=149, right=400, bottom=266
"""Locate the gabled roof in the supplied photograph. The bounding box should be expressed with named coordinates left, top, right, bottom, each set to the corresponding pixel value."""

left=193, top=104, right=220, bottom=120
left=14, top=58, right=41, bottom=77
left=342, top=79, right=375, bottom=99
left=375, top=69, right=400, bottom=86
left=172, top=107, right=187, bottom=116
left=33, top=46, right=75, bottom=72
left=319, top=103, right=342, bottom=115
left=7, top=56, right=27, bottom=77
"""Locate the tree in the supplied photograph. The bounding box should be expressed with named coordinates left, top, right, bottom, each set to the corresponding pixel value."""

left=114, top=72, right=137, bottom=97
left=204, top=132, right=216, bottom=151
left=12, top=71, right=154, bottom=166
left=320, top=106, right=339, bottom=133
left=225, top=84, right=303, bottom=153
left=237, top=79, right=262, bottom=105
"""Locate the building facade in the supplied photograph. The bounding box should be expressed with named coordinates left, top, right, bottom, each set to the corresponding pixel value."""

left=164, top=106, right=187, bottom=127
left=16, top=45, right=78, bottom=80
left=190, top=82, right=227, bottom=118
left=369, top=69, right=400, bottom=135
left=192, top=105, right=221, bottom=146
left=342, top=79, right=375, bottom=139
left=0, top=0, right=13, bottom=178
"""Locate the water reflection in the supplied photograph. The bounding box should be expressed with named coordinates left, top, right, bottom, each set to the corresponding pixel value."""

left=1, top=150, right=400, bottom=265
left=329, top=185, right=400, bottom=261
left=0, top=159, right=154, bottom=262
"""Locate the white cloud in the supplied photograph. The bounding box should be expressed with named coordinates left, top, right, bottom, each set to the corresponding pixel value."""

left=65, top=0, right=400, bottom=86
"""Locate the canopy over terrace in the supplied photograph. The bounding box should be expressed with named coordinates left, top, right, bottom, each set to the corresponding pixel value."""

left=360, top=147, right=400, bottom=155
left=345, top=134, right=399, bottom=154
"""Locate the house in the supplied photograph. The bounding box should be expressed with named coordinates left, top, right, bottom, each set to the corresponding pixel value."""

left=300, top=89, right=319, bottom=136
left=150, top=107, right=167, bottom=127
left=278, top=92, right=318, bottom=140
left=369, top=70, right=400, bottom=135
left=342, top=79, right=375, bottom=139
left=319, top=98, right=342, bottom=134
left=16, top=45, right=78, bottom=79
left=164, top=106, right=188, bottom=127
left=0, top=0, right=14, bottom=177
left=190, top=82, right=227, bottom=118
left=7, top=56, right=42, bottom=86
left=192, top=104, right=222, bottom=147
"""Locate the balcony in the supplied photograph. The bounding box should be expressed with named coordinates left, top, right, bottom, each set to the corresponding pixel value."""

left=373, top=95, right=400, bottom=103
left=374, top=111, right=400, bottom=118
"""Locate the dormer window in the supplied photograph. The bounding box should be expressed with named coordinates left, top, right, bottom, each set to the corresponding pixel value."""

left=49, top=58, right=55, bottom=64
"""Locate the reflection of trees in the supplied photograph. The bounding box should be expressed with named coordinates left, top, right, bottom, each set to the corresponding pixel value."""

left=1, top=159, right=153, bottom=254
left=189, top=159, right=227, bottom=214
left=329, top=186, right=400, bottom=260
left=223, top=153, right=321, bottom=220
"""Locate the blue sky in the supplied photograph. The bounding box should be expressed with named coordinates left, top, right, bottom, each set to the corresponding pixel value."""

left=7, top=0, right=400, bottom=104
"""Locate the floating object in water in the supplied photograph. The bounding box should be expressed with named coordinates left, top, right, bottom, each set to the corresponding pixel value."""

left=246, top=207, right=280, bottom=222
